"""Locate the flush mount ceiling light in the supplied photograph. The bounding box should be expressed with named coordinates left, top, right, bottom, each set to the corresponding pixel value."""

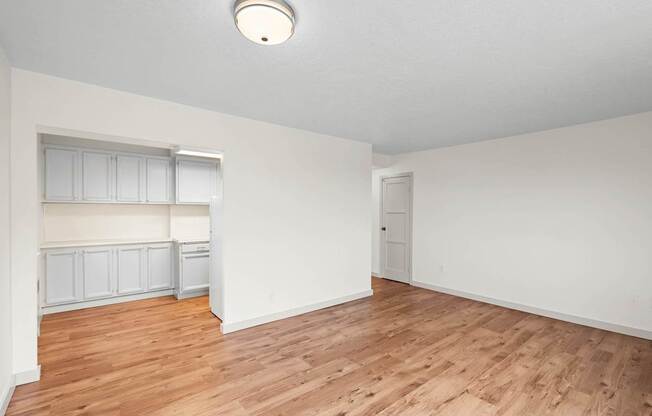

left=234, top=0, right=295, bottom=45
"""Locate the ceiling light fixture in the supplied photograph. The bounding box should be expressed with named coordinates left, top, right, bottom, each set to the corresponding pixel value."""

left=234, top=0, right=295, bottom=46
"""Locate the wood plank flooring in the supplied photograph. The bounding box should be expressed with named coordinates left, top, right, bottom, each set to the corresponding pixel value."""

left=8, top=278, right=652, bottom=415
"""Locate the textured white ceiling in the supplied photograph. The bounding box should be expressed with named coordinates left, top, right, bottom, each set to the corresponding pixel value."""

left=1, top=1, right=651, bottom=153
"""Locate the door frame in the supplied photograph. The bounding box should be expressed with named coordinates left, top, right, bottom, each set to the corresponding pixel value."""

left=379, top=172, right=413, bottom=284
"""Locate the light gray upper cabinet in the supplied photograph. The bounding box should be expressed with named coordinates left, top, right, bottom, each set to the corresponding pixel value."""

left=116, top=246, right=145, bottom=295
left=43, top=145, right=223, bottom=206
left=82, top=150, right=114, bottom=201
left=146, top=157, right=171, bottom=203
left=176, top=159, right=218, bottom=204
left=43, top=144, right=176, bottom=204
left=44, top=249, right=82, bottom=305
left=82, top=248, right=114, bottom=300
left=44, top=146, right=79, bottom=201
left=147, top=243, right=173, bottom=290
left=116, top=154, right=145, bottom=202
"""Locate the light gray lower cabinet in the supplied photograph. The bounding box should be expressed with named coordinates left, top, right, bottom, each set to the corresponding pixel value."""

left=43, top=242, right=173, bottom=308
left=180, top=254, right=210, bottom=291
left=44, top=250, right=82, bottom=305
left=147, top=244, right=173, bottom=290
left=176, top=242, right=210, bottom=299
left=81, top=248, right=114, bottom=300
left=116, top=246, right=146, bottom=294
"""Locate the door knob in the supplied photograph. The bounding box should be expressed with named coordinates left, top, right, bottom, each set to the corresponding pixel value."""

left=381, top=227, right=386, bottom=231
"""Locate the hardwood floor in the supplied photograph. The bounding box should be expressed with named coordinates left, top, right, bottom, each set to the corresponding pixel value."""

left=8, top=278, right=652, bottom=415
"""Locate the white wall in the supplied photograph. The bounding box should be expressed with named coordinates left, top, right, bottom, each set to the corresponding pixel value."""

left=41, top=204, right=171, bottom=242
left=42, top=204, right=210, bottom=243
left=373, top=112, right=652, bottom=337
left=10, top=69, right=372, bottom=376
left=169, top=205, right=209, bottom=241
left=0, top=44, right=14, bottom=410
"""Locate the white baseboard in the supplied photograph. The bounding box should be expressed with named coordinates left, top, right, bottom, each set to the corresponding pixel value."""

left=221, top=289, right=374, bottom=334
left=14, top=366, right=40, bottom=386
left=411, top=281, right=652, bottom=340
left=42, top=290, right=174, bottom=314
left=175, top=288, right=209, bottom=300
left=1, top=376, right=16, bottom=416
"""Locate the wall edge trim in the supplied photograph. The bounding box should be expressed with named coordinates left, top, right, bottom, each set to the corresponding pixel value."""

left=14, top=366, right=40, bottom=386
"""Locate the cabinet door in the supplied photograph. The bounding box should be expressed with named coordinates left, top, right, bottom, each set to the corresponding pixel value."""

left=117, top=246, right=145, bottom=294
left=82, top=248, right=114, bottom=299
left=44, top=147, right=79, bottom=201
left=147, top=244, right=172, bottom=290
left=45, top=250, right=81, bottom=305
left=82, top=151, right=114, bottom=201
left=181, top=253, right=210, bottom=291
left=176, top=159, right=218, bottom=204
left=146, top=158, right=171, bottom=203
left=116, top=154, right=144, bottom=202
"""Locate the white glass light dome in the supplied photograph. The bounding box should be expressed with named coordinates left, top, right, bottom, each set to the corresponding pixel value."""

left=234, top=0, right=295, bottom=46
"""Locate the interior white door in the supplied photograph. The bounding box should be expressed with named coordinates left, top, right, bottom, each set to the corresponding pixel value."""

left=116, top=154, right=144, bottom=202
left=147, top=244, right=172, bottom=290
left=82, top=248, right=114, bottom=299
left=381, top=175, right=412, bottom=283
left=82, top=150, right=114, bottom=201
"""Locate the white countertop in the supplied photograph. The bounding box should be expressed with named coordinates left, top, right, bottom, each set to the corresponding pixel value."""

left=41, top=238, right=174, bottom=249
left=176, top=238, right=210, bottom=244
left=41, top=237, right=210, bottom=249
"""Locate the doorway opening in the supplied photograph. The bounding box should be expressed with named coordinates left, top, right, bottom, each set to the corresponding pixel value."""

left=35, top=127, right=225, bottom=336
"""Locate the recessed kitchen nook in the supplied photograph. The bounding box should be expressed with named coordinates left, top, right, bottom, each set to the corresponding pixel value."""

left=38, top=133, right=223, bottom=318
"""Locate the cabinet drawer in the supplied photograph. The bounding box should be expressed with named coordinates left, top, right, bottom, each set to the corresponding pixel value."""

left=181, top=243, right=210, bottom=253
